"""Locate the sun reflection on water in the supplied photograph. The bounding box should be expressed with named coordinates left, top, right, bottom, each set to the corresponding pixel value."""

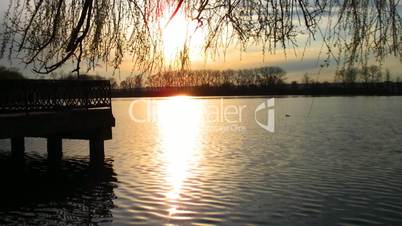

left=156, top=96, right=204, bottom=217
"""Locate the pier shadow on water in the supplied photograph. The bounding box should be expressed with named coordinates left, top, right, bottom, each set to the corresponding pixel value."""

left=0, top=151, right=117, bottom=225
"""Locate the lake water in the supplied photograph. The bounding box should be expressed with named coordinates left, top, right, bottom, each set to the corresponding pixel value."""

left=1, top=96, right=402, bottom=225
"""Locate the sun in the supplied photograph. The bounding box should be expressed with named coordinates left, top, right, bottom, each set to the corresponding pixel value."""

left=159, top=9, right=206, bottom=65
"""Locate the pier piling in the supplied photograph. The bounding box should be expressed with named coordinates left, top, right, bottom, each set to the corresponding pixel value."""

left=11, top=137, right=24, bottom=158
left=90, top=138, right=105, bottom=164
left=47, top=137, right=63, bottom=160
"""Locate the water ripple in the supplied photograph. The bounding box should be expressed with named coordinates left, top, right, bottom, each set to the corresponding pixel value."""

left=1, top=97, right=402, bottom=225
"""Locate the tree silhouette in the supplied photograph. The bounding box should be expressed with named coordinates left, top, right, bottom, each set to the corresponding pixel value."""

left=0, top=66, right=25, bottom=79
left=0, top=0, right=401, bottom=75
left=335, top=67, right=358, bottom=83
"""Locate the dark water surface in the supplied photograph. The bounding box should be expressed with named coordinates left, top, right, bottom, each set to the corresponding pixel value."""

left=1, top=96, right=402, bottom=225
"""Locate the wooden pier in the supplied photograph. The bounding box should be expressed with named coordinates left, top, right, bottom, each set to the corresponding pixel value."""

left=0, top=79, right=115, bottom=164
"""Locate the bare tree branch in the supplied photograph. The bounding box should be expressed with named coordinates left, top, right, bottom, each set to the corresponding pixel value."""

left=0, top=0, right=400, bottom=75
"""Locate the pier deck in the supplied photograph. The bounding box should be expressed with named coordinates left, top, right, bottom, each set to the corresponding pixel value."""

left=0, top=79, right=115, bottom=163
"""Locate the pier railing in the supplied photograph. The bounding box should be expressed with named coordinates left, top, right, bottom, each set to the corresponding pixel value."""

left=0, top=80, right=112, bottom=113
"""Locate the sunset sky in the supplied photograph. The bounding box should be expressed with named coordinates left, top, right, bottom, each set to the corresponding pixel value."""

left=0, top=1, right=400, bottom=82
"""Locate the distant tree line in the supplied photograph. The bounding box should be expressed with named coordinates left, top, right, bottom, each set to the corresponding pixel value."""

left=1, top=64, right=401, bottom=96
left=120, top=66, right=286, bottom=89
left=114, top=65, right=402, bottom=97
left=55, top=64, right=402, bottom=97
left=334, top=65, right=393, bottom=84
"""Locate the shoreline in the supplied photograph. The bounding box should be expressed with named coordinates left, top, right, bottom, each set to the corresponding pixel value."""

left=111, top=83, right=402, bottom=98
left=111, top=94, right=402, bottom=100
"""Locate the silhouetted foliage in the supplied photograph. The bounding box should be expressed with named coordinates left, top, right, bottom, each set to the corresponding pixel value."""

left=60, top=73, right=118, bottom=88
left=364, top=65, right=383, bottom=83
left=112, top=65, right=402, bottom=97
left=334, top=65, right=388, bottom=84
left=385, top=69, right=391, bottom=82
left=302, top=73, right=311, bottom=85
left=62, top=74, right=107, bottom=80
left=0, top=0, right=400, bottom=75
left=120, top=74, right=144, bottom=89
left=122, top=66, right=287, bottom=88
left=0, top=66, right=25, bottom=79
left=335, top=67, right=358, bottom=83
